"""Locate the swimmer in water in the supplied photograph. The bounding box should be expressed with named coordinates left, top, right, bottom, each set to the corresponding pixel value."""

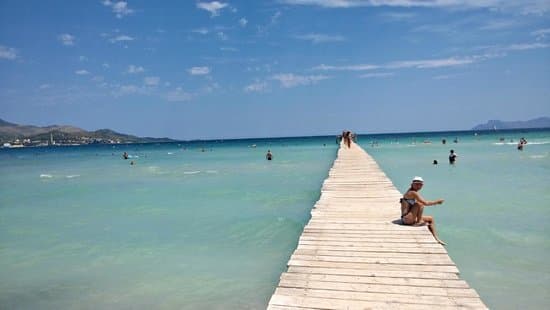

left=266, top=150, right=273, bottom=161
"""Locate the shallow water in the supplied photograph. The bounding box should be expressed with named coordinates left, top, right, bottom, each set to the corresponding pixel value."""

left=1, top=130, right=549, bottom=309
left=0, top=138, right=337, bottom=309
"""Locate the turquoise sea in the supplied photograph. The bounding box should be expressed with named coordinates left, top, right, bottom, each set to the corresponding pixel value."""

left=1, top=129, right=549, bottom=309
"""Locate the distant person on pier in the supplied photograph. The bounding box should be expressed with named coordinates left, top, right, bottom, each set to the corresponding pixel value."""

left=400, top=176, right=446, bottom=245
left=266, top=150, right=273, bottom=160
left=448, top=149, right=457, bottom=164
left=343, top=131, right=352, bottom=148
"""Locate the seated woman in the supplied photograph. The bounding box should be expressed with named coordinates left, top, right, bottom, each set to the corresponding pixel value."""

left=400, top=176, right=446, bottom=245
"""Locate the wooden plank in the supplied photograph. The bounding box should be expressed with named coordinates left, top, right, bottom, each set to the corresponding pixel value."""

left=277, top=278, right=480, bottom=298
left=302, top=229, right=429, bottom=236
left=287, top=259, right=459, bottom=273
left=273, top=288, right=487, bottom=308
left=296, top=243, right=447, bottom=256
left=290, top=253, right=455, bottom=266
left=281, top=272, right=470, bottom=288
left=267, top=140, right=487, bottom=309
left=298, top=240, right=444, bottom=249
left=293, top=249, right=455, bottom=264
left=269, top=294, right=461, bottom=310
left=286, top=266, right=461, bottom=280
left=299, top=235, right=439, bottom=243
left=295, top=244, right=449, bottom=255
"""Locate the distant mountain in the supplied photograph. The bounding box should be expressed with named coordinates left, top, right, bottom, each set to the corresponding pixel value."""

left=472, top=117, right=550, bottom=131
left=0, top=119, right=17, bottom=126
left=0, top=118, right=176, bottom=145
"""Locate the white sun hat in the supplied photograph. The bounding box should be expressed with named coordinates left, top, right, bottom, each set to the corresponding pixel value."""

left=412, top=176, right=424, bottom=183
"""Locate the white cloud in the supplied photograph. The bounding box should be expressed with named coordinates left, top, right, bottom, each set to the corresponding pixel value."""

left=197, top=1, right=228, bottom=17
left=39, top=84, right=52, bottom=89
left=202, top=82, right=220, bottom=94
left=217, top=31, right=228, bottom=40
left=271, top=10, right=282, bottom=23
left=531, top=28, right=550, bottom=40
left=272, top=73, right=329, bottom=88
left=380, top=12, right=416, bottom=21
left=239, top=18, right=248, bottom=27
left=127, top=65, right=145, bottom=74
left=476, top=42, right=550, bottom=53
left=144, top=76, right=160, bottom=86
left=109, top=35, right=134, bottom=43
left=192, top=28, right=210, bottom=35
left=314, top=57, right=474, bottom=72
left=188, top=66, right=211, bottom=75
left=280, top=0, right=450, bottom=8
left=58, top=33, right=75, bottom=46
left=0, top=45, right=17, bottom=60
left=102, top=1, right=134, bottom=18
left=313, top=64, right=379, bottom=71
left=244, top=81, right=268, bottom=93
left=220, top=47, right=238, bottom=52
left=503, top=42, right=550, bottom=51
left=387, top=57, right=474, bottom=69
left=479, top=19, right=519, bottom=30
left=165, top=87, right=192, bottom=102
left=433, top=74, right=454, bottom=80
left=280, top=0, right=550, bottom=14
left=294, top=33, right=345, bottom=44
left=314, top=43, right=550, bottom=77
left=257, top=10, right=282, bottom=36
left=75, top=70, right=90, bottom=75
left=116, top=84, right=140, bottom=95
left=359, top=72, right=394, bottom=78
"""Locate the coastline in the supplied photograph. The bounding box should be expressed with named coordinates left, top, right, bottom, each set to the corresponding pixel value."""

left=2, top=126, right=549, bottom=149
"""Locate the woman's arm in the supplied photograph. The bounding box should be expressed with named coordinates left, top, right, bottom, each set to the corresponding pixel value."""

left=412, top=191, right=444, bottom=206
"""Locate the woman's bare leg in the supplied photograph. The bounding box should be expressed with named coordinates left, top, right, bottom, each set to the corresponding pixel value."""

left=423, top=215, right=446, bottom=245
left=413, top=204, right=426, bottom=226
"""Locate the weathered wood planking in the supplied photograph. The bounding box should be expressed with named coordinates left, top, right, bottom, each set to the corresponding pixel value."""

left=267, top=140, right=487, bottom=309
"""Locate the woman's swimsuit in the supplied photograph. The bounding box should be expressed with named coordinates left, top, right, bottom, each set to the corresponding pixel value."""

left=400, top=197, right=416, bottom=221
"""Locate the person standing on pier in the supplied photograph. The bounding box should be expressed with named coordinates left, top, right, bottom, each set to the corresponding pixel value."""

left=400, top=176, right=446, bottom=245
left=343, top=131, right=352, bottom=148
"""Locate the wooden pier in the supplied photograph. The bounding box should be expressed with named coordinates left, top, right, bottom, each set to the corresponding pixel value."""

left=267, top=142, right=487, bottom=309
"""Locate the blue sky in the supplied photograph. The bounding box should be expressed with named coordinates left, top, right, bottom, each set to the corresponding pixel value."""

left=1, top=0, right=549, bottom=139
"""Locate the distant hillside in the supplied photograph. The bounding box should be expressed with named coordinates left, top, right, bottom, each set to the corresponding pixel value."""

left=472, top=117, right=550, bottom=131
left=0, top=118, right=175, bottom=144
